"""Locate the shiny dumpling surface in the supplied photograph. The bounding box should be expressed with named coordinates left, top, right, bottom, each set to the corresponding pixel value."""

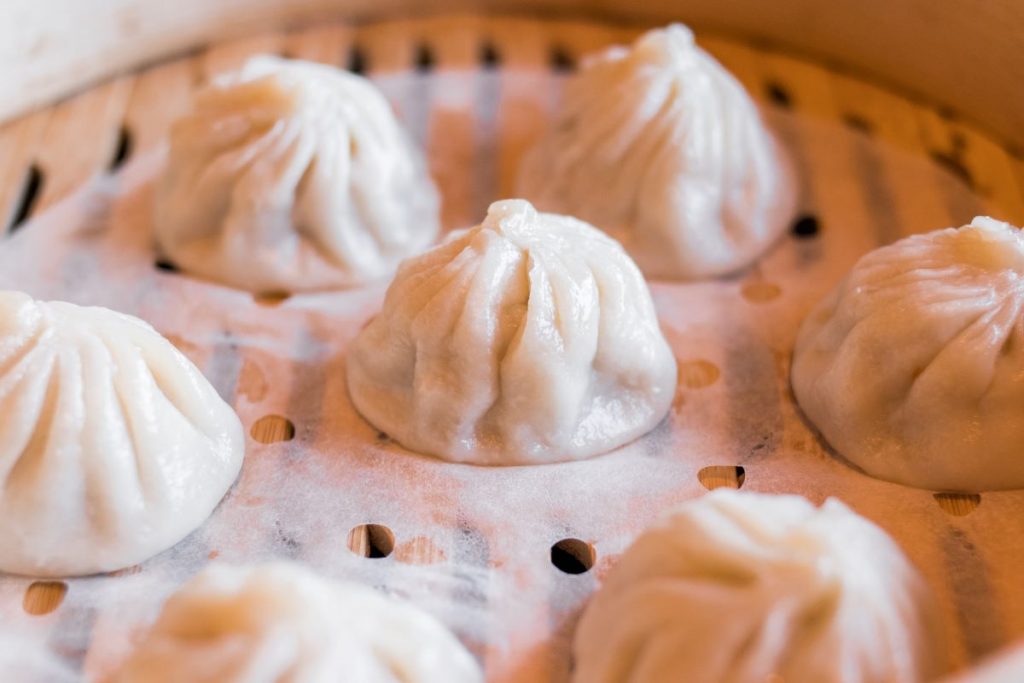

left=0, top=291, right=244, bottom=576
left=346, top=199, right=678, bottom=465
left=792, top=216, right=1024, bottom=491
left=573, top=490, right=945, bottom=683
left=155, top=55, right=440, bottom=293
left=111, top=562, right=483, bottom=683
left=518, top=24, right=796, bottom=280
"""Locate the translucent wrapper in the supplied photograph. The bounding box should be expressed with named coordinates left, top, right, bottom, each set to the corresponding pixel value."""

left=0, top=64, right=1022, bottom=683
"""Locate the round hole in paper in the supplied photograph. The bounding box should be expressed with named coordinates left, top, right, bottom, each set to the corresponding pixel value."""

left=254, top=291, right=290, bottom=307
left=679, top=360, right=721, bottom=389
left=551, top=538, right=595, bottom=575
left=698, top=465, right=746, bottom=491
left=791, top=213, right=821, bottom=238
left=934, top=492, right=981, bottom=517
left=250, top=415, right=296, bottom=444
left=741, top=282, right=781, bottom=303
left=348, top=523, right=395, bottom=559
left=23, top=581, right=67, bottom=616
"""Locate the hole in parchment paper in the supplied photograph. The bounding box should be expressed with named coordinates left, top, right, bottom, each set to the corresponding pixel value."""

left=741, top=281, right=781, bottom=303
left=250, top=415, right=296, bottom=443
left=934, top=492, right=980, bottom=517
left=7, top=164, right=44, bottom=233
left=480, top=41, right=501, bottom=69
left=551, top=538, right=595, bottom=575
left=791, top=214, right=821, bottom=238
left=698, top=465, right=746, bottom=491
left=154, top=259, right=179, bottom=273
left=679, top=360, right=721, bottom=389
left=109, top=125, right=134, bottom=171
left=348, top=524, right=395, bottom=559
left=254, top=291, right=291, bottom=306
left=23, top=581, right=67, bottom=615
left=414, top=44, right=434, bottom=72
left=549, top=45, right=574, bottom=72
left=347, top=45, right=367, bottom=75
left=765, top=82, right=792, bottom=108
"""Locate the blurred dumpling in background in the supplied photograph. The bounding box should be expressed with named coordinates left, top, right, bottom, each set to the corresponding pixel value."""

left=793, top=217, right=1024, bottom=492
left=518, top=24, right=796, bottom=280
left=573, top=490, right=946, bottom=683
left=0, top=291, right=244, bottom=577
left=346, top=199, right=677, bottom=465
left=155, top=55, right=439, bottom=294
left=110, top=562, right=483, bottom=683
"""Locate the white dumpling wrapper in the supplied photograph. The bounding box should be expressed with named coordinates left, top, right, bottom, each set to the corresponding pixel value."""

left=110, top=562, right=483, bottom=683
left=346, top=199, right=678, bottom=465
left=573, top=490, right=946, bottom=683
left=792, top=216, right=1024, bottom=491
left=0, top=291, right=244, bottom=576
left=517, top=24, right=796, bottom=280
left=155, top=55, right=440, bottom=293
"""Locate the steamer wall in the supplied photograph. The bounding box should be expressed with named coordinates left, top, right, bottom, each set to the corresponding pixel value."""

left=2, top=0, right=1022, bottom=150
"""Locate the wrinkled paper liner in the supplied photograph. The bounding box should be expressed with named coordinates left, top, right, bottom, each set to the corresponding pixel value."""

left=0, top=67, right=1022, bottom=682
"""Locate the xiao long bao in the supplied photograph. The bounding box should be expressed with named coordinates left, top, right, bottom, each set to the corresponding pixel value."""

left=346, top=199, right=678, bottom=465
left=573, top=490, right=946, bottom=683
left=0, top=291, right=244, bottom=576
left=793, top=217, right=1024, bottom=491
left=155, top=55, right=440, bottom=294
left=110, top=563, right=483, bottom=683
left=518, top=24, right=796, bottom=280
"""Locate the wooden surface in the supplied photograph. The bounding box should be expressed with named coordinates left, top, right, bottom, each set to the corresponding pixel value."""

left=2, top=15, right=1024, bottom=240
left=0, top=16, right=1007, bottom=635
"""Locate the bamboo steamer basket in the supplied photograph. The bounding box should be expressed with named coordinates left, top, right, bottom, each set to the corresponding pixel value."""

left=1, top=1, right=1024, bottom=681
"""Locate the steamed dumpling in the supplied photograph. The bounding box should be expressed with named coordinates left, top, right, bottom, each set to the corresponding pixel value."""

left=517, top=24, right=796, bottom=280
left=0, top=291, right=244, bottom=576
left=793, top=217, right=1024, bottom=491
left=574, top=490, right=945, bottom=683
left=155, top=55, right=439, bottom=294
left=111, top=562, right=483, bottom=683
left=346, top=199, right=677, bottom=465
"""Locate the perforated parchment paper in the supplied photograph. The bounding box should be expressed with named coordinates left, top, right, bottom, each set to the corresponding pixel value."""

left=1, top=64, right=1023, bottom=683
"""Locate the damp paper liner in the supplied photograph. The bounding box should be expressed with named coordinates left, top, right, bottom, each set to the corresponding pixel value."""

left=0, top=65, right=1022, bottom=682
